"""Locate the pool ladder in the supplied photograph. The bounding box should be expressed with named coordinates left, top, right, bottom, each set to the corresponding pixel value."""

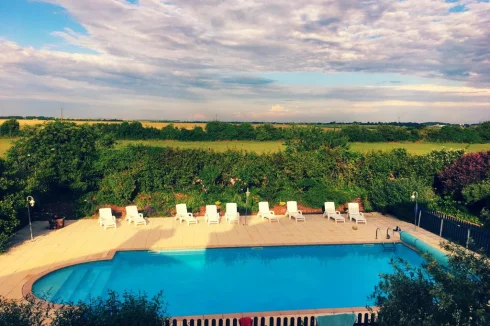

left=382, top=242, right=396, bottom=252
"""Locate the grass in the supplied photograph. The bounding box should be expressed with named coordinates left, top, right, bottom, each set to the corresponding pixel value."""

left=349, top=142, right=490, bottom=155
left=1, top=138, right=489, bottom=157
left=118, top=140, right=285, bottom=153
left=0, top=138, right=14, bottom=157
left=120, top=140, right=490, bottom=155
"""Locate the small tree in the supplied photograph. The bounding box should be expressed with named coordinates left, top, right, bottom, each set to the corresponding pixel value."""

left=371, top=242, right=490, bottom=326
left=285, top=126, right=349, bottom=152
left=0, top=119, right=20, bottom=138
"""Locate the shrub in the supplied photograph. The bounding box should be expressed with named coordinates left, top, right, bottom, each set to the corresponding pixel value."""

left=371, top=242, right=490, bottom=326
left=52, top=290, right=169, bottom=326
left=0, top=294, right=51, bottom=326
left=435, top=151, right=490, bottom=198
left=0, top=291, right=170, bottom=326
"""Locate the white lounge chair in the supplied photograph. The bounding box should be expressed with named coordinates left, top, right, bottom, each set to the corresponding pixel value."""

left=285, top=201, right=305, bottom=222
left=174, top=204, right=198, bottom=226
left=348, top=203, right=367, bottom=224
left=98, top=208, right=117, bottom=230
left=257, top=202, right=278, bottom=222
left=125, top=205, right=147, bottom=226
left=205, top=205, right=220, bottom=225
left=225, top=203, right=240, bottom=224
left=323, top=202, right=345, bottom=223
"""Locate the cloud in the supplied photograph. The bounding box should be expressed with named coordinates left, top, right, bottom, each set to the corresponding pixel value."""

left=0, top=0, right=489, bottom=122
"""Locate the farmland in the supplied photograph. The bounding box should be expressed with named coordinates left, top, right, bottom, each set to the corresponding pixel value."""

left=1, top=138, right=490, bottom=157
left=120, top=140, right=490, bottom=155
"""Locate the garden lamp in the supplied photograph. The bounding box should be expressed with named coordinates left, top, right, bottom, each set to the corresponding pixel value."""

left=26, top=196, right=35, bottom=241
left=245, top=187, right=250, bottom=225
left=411, top=191, right=418, bottom=230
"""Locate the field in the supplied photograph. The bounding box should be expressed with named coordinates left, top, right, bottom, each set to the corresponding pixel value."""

left=118, top=140, right=490, bottom=155
left=1, top=138, right=489, bottom=157
left=0, top=119, right=339, bottom=131
left=0, top=119, right=207, bottom=130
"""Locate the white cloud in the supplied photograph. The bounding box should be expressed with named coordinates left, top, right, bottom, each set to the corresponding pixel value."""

left=0, top=0, right=490, bottom=122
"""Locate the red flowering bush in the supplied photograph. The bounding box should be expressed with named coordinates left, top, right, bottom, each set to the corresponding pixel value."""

left=435, top=151, right=490, bottom=197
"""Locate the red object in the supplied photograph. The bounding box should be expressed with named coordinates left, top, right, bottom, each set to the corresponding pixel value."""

left=239, top=317, right=253, bottom=326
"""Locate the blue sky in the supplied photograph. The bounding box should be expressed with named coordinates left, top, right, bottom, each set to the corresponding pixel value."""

left=0, top=0, right=489, bottom=122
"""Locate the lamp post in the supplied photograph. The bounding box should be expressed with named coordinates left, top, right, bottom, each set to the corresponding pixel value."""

left=26, top=196, right=35, bottom=241
left=411, top=191, right=418, bottom=230
left=244, top=187, right=250, bottom=225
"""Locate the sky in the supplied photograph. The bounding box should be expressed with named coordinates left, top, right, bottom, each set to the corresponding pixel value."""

left=0, top=0, right=489, bottom=123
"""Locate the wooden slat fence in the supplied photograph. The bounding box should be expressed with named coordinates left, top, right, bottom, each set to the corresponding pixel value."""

left=169, top=313, right=377, bottom=326
left=418, top=210, right=490, bottom=254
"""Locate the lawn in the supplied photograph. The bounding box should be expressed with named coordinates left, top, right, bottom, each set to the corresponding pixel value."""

left=0, top=138, right=14, bottom=157
left=350, top=142, right=490, bottom=155
left=119, top=140, right=490, bottom=155
left=1, top=138, right=489, bottom=157
left=118, top=140, right=285, bottom=153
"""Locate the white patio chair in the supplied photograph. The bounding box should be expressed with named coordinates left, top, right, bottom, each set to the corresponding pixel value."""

left=98, top=208, right=117, bottom=230
left=348, top=203, right=367, bottom=224
left=174, top=204, right=198, bottom=226
left=205, top=205, right=220, bottom=225
left=225, top=203, right=240, bottom=224
left=257, top=202, right=278, bottom=222
left=285, top=201, right=305, bottom=222
left=323, top=202, right=345, bottom=223
left=125, top=205, right=147, bottom=226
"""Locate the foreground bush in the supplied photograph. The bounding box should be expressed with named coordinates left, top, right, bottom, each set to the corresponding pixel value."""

left=0, top=291, right=170, bottom=326
left=371, top=242, right=490, bottom=326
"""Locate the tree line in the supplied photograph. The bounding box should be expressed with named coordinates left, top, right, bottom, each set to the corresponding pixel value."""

left=2, top=119, right=490, bottom=143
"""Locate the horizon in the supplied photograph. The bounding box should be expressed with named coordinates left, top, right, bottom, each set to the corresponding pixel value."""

left=1, top=0, right=489, bottom=123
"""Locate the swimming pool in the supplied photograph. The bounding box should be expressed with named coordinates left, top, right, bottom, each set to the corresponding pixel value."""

left=32, top=244, right=424, bottom=316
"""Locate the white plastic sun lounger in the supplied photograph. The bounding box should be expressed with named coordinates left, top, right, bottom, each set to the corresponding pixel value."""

left=323, top=202, right=345, bottom=223
left=98, top=208, right=117, bottom=230
left=285, top=201, right=305, bottom=222
left=225, top=203, right=240, bottom=224
left=125, top=205, right=147, bottom=226
left=348, top=203, right=367, bottom=224
left=257, top=201, right=278, bottom=222
left=205, top=205, right=220, bottom=225
left=174, top=204, right=198, bottom=226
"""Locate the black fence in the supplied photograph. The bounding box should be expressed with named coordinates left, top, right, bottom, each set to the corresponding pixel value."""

left=171, top=313, right=377, bottom=326
left=418, top=210, right=490, bottom=255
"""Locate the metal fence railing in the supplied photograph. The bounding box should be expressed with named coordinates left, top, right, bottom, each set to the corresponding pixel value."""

left=170, top=313, right=377, bottom=326
left=417, top=210, right=490, bottom=255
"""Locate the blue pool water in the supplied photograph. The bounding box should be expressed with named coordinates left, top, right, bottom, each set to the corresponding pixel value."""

left=33, top=244, right=424, bottom=316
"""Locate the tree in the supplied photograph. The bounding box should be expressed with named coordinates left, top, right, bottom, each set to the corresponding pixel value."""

left=371, top=242, right=490, bottom=326
left=0, top=119, right=20, bottom=138
left=6, top=121, right=108, bottom=194
left=285, top=126, right=349, bottom=152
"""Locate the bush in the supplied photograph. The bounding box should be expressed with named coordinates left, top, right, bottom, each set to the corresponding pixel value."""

left=371, top=242, right=490, bottom=326
left=435, top=151, right=490, bottom=198
left=52, top=290, right=169, bottom=326
left=0, top=294, right=51, bottom=326
left=0, top=291, right=170, bottom=326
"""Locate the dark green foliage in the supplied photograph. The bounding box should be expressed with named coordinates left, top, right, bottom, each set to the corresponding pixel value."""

left=285, top=126, right=349, bottom=152
left=371, top=242, right=490, bottom=326
left=0, top=119, right=21, bottom=138
left=7, top=121, right=107, bottom=194
left=52, top=290, right=169, bottom=326
left=427, top=125, right=483, bottom=143
left=0, top=291, right=170, bottom=326
left=0, top=294, right=52, bottom=326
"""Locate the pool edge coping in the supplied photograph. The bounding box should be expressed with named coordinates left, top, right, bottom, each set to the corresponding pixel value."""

left=22, top=241, right=399, bottom=312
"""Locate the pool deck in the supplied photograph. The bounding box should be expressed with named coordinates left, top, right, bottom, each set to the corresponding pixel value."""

left=0, top=212, right=446, bottom=317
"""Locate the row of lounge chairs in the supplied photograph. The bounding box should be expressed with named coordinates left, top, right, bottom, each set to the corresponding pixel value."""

left=174, top=201, right=367, bottom=226
left=98, top=206, right=147, bottom=230
left=98, top=202, right=366, bottom=229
